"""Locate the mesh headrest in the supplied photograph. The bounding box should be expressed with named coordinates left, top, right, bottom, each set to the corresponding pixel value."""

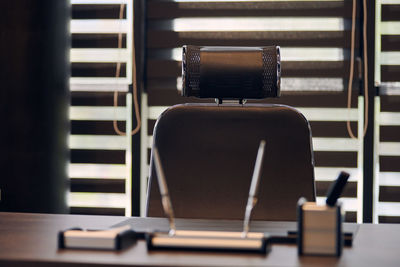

left=182, top=46, right=281, bottom=99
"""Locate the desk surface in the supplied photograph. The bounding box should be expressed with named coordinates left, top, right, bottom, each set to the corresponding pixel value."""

left=0, top=212, right=399, bottom=267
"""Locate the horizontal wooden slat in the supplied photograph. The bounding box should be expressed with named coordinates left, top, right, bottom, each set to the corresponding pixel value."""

left=71, top=92, right=126, bottom=106
left=380, top=126, right=400, bottom=142
left=147, top=105, right=360, bottom=122
left=147, top=1, right=352, bottom=19
left=71, top=0, right=129, bottom=4
left=314, top=167, right=360, bottom=182
left=146, top=89, right=211, bottom=106
left=70, top=206, right=125, bottom=216
left=70, top=178, right=125, bottom=193
left=146, top=88, right=358, bottom=107
left=313, top=137, right=359, bottom=152
left=70, top=107, right=127, bottom=121
left=148, top=77, right=346, bottom=93
left=381, top=65, right=400, bottom=82
left=381, top=22, right=400, bottom=35
left=379, top=172, right=400, bottom=186
left=146, top=60, right=357, bottom=78
left=71, top=20, right=129, bottom=34
left=380, top=95, right=400, bottom=112
left=72, top=63, right=126, bottom=77
left=314, top=151, right=357, bottom=167
left=70, top=77, right=131, bottom=89
left=71, top=149, right=126, bottom=164
left=382, top=4, right=400, bottom=21
left=68, top=192, right=126, bottom=208
left=146, top=135, right=359, bottom=151
left=381, top=52, right=400, bottom=66
left=316, top=181, right=357, bottom=198
left=381, top=35, right=400, bottom=51
left=316, top=197, right=358, bottom=211
left=148, top=17, right=346, bottom=32
left=297, top=107, right=359, bottom=122
left=147, top=30, right=357, bottom=48
left=310, top=121, right=358, bottom=138
left=147, top=60, right=180, bottom=77
left=379, top=186, right=400, bottom=202
left=378, top=216, right=400, bottom=224
left=69, top=135, right=127, bottom=150
left=71, top=48, right=129, bottom=63
left=282, top=61, right=355, bottom=77
left=147, top=121, right=359, bottom=138
left=71, top=121, right=126, bottom=135
left=70, top=83, right=129, bottom=92
left=380, top=156, right=400, bottom=172
left=377, top=202, right=400, bottom=216
left=72, top=34, right=127, bottom=48
left=148, top=47, right=347, bottom=61
left=344, top=211, right=357, bottom=223
left=380, top=112, right=400, bottom=125
left=69, top=163, right=126, bottom=179
left=72, top=4, right=126, bottom=19
left=379, top=82, right=400, bottom=95
left=379, top=142, right=400, bottom=156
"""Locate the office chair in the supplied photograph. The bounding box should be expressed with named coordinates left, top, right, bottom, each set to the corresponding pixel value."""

left=146, top=46, right=315, bottom=221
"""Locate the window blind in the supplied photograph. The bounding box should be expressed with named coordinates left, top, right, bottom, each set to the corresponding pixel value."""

left=374, top=0, right=400, bottom=223
left=69, top=0, right=133, bottom=216
left=141, top=0, right=364, bottom=222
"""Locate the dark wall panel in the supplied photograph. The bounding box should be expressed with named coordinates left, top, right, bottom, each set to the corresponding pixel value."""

left=0, top=1, right=70, bottom=213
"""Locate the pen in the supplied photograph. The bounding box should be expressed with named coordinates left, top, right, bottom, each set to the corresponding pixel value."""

left=153, top=147, right=176, bottom=236
left=325, top=171, right=350, bottom=207
left=242, top=140, right=266, bottom=238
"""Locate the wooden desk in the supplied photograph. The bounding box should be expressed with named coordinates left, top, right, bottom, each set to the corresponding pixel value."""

left=0, top=212, right=399, bottom=266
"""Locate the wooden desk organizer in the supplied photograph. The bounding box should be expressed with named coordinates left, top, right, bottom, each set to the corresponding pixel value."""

left=146, top=230, right=269, bottom=253
left=297, top=198, right=343, bottom=257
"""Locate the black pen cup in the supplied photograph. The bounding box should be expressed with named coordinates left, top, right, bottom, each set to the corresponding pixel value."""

left=297, top=198, right=344, bottom=257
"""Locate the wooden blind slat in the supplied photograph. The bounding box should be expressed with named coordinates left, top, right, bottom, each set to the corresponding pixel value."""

left=381, top=35, right=400, bottom=51
left=72, top=4, right=127, bottom=19
left=146, top=60, right=358, bottom=78
left=71, top=92, right=126, bottom=106
left=70, top=207, right=125, bottom=216
left=382, top=4, right=400, bottom=21
left=147, top=1, right=351, bottom=18
left=379, top=186, right=400, bottom=202
left=381, top=65, right=400, bottom=82
left=71, top=150, right=126, bottom=164
left=72, top=34, right=127, bottom=48
left=71, top=63, right=127, bottom=77
left=71, top=121, right=127, bottom=135
left=380, top=126, right=400, bottom=142
left=147, top=31, right=356, bottom=48
left=316, top=181, right=357, bottom=198
left=380, top=156, right=400, bottom=172
left=146, top=90, right=359, bottom=107
left=70, top=178, right=125, bottom=193
left=314, top=151, right=358, bottom=168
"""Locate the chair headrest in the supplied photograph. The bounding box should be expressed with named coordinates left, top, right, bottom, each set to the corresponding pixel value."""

left=182, top=46, right=281, bottom=100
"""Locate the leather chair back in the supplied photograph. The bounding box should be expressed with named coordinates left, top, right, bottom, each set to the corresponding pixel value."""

left=146, top=103, right=315, bottom=221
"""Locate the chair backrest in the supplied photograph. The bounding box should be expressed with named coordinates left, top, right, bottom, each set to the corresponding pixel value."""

left=146, top=46, right=315, bottom=221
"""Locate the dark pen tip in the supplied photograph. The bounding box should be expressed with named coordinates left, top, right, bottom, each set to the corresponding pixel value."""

left=325, top=171, right=350, bottom=207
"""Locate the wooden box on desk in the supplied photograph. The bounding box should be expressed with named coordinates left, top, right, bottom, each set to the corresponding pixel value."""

left=297, top=198, right=343, bottom=257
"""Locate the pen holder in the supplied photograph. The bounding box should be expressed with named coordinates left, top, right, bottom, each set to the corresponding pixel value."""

left=297, top=198, right=343, bottom=257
